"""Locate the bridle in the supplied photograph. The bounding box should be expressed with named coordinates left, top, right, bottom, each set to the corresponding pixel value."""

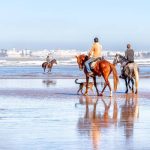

left=114, top=54, right=127, bottom=65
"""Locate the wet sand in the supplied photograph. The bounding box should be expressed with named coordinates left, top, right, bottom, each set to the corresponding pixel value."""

left=0, top=78, right=150, bottom=149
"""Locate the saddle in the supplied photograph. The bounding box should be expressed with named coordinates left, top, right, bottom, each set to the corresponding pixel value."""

left=90, top=57, right=103, bottom=69
left=124, top=62, right=135, bottom=70
left=124, top=62, right=135, bottom=77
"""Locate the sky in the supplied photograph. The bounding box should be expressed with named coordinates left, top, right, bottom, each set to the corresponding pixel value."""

left=0, top=0, right=150, bottom=50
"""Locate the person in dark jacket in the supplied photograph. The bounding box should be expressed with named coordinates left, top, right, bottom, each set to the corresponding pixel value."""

left=119, top=44, right=134, bottom=78
left=125, top=44, right=134, bottom=64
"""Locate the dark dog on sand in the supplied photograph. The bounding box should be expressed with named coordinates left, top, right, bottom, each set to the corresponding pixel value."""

left=75, top=79, right=94, bottom=94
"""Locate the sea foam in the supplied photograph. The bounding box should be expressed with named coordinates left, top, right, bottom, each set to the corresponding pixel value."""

left=0, top=49, right=150, bottom=66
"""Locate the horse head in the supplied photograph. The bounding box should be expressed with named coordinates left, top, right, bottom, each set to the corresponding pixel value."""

left=75, top=54, right=88, bottom=70
left=113, top=54, right=126, bottom=65
left=52, top=59, right=57, bottom=64
left=113, top=54, right=120, bottom=65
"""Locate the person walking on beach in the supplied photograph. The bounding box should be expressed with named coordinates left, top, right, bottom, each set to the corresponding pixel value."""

left=85, top=37, right=102, bottom=77
left=120, top=44, right=134, bottom=78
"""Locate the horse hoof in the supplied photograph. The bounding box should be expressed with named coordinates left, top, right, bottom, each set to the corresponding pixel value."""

left=109, top=91, right=112, bottom=97
left=109, top=94, right=112, bottom=97
left=99, top=93, right=103, bottom=96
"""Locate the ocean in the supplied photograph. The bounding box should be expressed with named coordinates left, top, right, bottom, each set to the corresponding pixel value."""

left=0, top=65, right=149, bottom=79
left=0, top=49, right=150, bottom=79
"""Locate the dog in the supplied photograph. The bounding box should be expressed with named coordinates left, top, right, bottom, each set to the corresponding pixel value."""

left=75, top=79, right=94, bottom=94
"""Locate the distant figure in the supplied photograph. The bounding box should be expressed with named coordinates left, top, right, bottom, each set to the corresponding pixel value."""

left=46, top=55, right=51, bottom=64
left=85, top=37, right=102, bottom=77
left=42, top=59, right=57, bottom=73
left=120, top=44, right=134, bottom=79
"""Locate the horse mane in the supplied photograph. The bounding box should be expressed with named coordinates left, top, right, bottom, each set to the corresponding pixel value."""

left=84, top=55, right=89, bottom=61
left=117, top=54, right=127, bottom=61
left=52, top=59, right=56, bottom=62
left=78, top=54, right=88, bottom=61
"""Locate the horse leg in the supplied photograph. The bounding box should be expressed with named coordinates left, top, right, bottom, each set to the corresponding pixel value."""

left=100, top=76, right=112, bottom=97
left=128, top=78, right=132, bottom=90
left=42, top=66, right=46, bottom=73
left=47, top=67, right=51, bottom=73
left=49, top=66, right=52, bottom=72
left=107, top=80, right=112, bottom=97
left=99, top=82, right=107, bottom=96
left=92, top=76, right=99, bottom=96
left=125, top=78, right=128, bottom=93
left=84, top=76, right=89, bottom=95
left=131, top=78, right=134, bottom=93
left=43, top=67, right=46, bottom=73
left=48, top=68, right=51, bottom=73
left=135, top=90, right=138, bottom=94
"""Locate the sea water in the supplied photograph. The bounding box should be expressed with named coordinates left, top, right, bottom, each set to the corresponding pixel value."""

left=0, top=65, right=149, bottom=79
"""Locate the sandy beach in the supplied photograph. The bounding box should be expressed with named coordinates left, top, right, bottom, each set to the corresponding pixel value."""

left=0, top=77, right=150, bottom=150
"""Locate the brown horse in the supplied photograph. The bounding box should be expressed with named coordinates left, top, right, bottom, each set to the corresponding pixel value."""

left=75, top=54, right=119, bottom=96
left=42, top=59, right=57, bottom=73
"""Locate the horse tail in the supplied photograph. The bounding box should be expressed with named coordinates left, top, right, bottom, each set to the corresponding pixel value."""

left=110, top=64, right=119, bottom=92
left=138, top=67, right=140, bottom=73
left=75, top=79, right=80, bottom=84
left=134, top=65, right=139, bottom=93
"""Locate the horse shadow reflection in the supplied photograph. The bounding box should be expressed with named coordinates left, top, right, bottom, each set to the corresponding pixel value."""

left=77, top=96, right=118, bottom=150
left=76, top=94, right=139, bottom=149
left=119, top=93, right=139, bottom=139
left=42, top=80, right=57, bottom=87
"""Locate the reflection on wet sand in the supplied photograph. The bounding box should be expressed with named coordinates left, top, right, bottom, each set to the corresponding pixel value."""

left=42, top=79, right=56, bottom=87
left=77, top=94, right=139, bottom=150
left=77, top=96, right=118, bottom=150
left=120, top=93, right=139, bottom=139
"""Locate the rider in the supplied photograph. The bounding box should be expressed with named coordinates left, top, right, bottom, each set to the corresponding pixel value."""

left=46, top=55, right=51, bottom=64
left=119, top=44, right=134, bottom=78
left=85, top=37, right=102, bottom=77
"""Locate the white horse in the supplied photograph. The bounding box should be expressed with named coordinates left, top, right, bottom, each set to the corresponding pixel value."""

left=113, top=54, right=139, bottom=94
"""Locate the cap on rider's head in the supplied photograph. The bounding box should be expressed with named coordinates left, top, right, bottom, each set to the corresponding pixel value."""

left=127, top=43, right=131, bottom=49
left=94, top=37, right=99, bottom=43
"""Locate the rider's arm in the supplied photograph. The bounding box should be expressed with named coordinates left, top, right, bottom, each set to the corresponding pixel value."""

left=125, top=50, right=128, bottom=59
left=88, top=44, right=95, bottom=57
